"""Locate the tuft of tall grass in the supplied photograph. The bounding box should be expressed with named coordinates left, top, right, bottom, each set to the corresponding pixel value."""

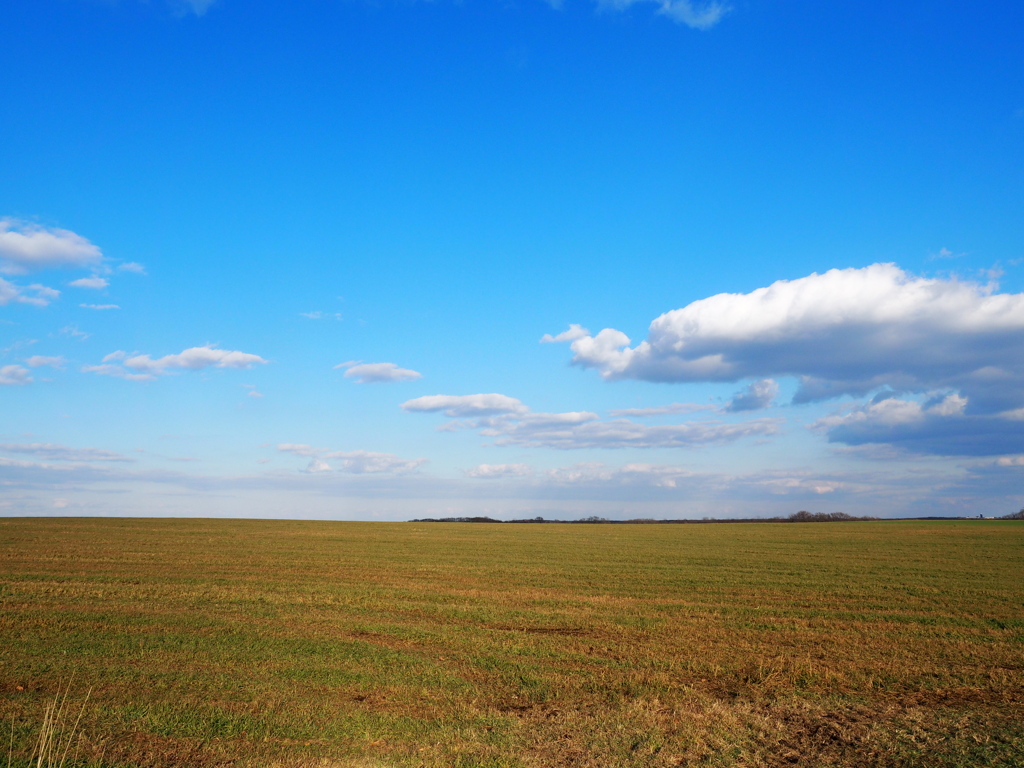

left=9, top=681, right=92, bottom=768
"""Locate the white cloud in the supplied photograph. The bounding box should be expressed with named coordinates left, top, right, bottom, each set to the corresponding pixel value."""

left=0, top=278, right=59, bottom=307
left=0, top=219, right=103, bottom=274
left=276, top=443, right=318, bottom=457
left=124, top=345, right=266, bottom=374
left=0, top=443, right=130, bottom=462
left=300, top=310, right=342, bottom=320
left=656, top=0, right=730, bottom=28
left=484, top=412, right=780, bottom=449
left=84, top=345, right=266, bottom=381
left=814, top=393, right=1024, bottom=456
left=26, top=356, right=65, bottom=369
left=405, top=392, right=780, bottom=449
left=58, top=325, right=89, bottom=340
left=338, top=361, right=422, bottom=383
left=80, top=304, right=120, bottom=310
left=465, top=463, right=533, bottom=479
left=81, top=364, right=154, bottom=382
left=69, top=276, right=108, bottom=290
left=995, top=455, right=1024, bottom=467
left=0, top=365, right=32, bottom=386
left=725, top=379, right=778, bottom=412
left=564, top=264, right=1024, bottom=414
left=304, top=458, right=333, bottom=474
left=598, top=0, right=730, bottom=29
left=117, top=262, right=146, bottom=274
left=608, top=402, right=715, bottom=418
left=402, top=393, right=529, bottom=417
left=928, top=247, right=963, bottom=261
left=540, top=324, right=590, bottom=344
left=277, top=443, right=427, bottom=474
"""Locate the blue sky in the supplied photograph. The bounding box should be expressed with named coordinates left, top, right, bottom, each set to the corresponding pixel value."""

left=2, top=0, right=1023, bottom=519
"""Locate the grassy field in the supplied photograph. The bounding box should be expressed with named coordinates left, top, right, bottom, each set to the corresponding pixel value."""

left=1, top=518, right=1022, bottom=767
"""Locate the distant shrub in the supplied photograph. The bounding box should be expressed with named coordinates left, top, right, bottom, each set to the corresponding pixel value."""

left=1000, top=509, right=1024, bottom=520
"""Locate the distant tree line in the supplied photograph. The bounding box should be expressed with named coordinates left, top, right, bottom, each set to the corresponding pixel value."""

left=409, top=510, right=1024, bottom=524
left=409, top=511, right=879, bottom=524
left=409, top=507, right=1024, bottom=528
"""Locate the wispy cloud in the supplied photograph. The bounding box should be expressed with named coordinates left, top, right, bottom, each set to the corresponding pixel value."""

left=0, top=442, right=131, bottom=462
left=169, top=0, right=217, bottom=17
left=598, top=0, right=730, bottom=30
left=609, top=402, right=715, bottom=418
left=403, top=392, right=779, bottom=449
left=0, top=278, right=60, bottom=307
left=80, top=304, right=120, bottom=310
left=69, top=276, right=109, bottom=290
left=0, top=365, right=32, bottom=386
left=84, top=345, right=267, bottom=381
left=277, top=443, right=427, bottom=474
left=117, top=262, right=146, bottom=274
left=58, top=325, right=89, bottom=340
left=26, top=356, right=65, bottom=369
left=465, top=463, right=533, bottom=479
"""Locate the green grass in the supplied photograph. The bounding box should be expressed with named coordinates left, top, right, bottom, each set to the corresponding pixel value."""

left=1, top=518, right=1022, bottom=767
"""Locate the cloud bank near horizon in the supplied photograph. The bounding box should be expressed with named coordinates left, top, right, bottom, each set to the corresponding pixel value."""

left=402, top=392, right=779, bottom=449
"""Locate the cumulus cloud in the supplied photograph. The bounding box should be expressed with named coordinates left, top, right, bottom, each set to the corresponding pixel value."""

left=598, top=0, right=730, bottom=29
left=402, top=393, right=529, bottom=417
left=404, top=393, right=779, bottom=449
left=84, top=345, right=266, bottom=381
left=563, top=264, right=1024, bottom=414
left=0, top=278, right=60, bottom=307
left=814, top=392, right=1024, bottom=456
left=725, top=379, right=779, bottom=412
left=26, top=356, right=65, bottom=369
left=0, top=365, right=32, bottom=386
left=0, top=443, right=130, bottom=462
left=465, top=463, right=533, bottom=479
left=337, top=361, right=422, bottom=383
left=277, top=443, right=427, bottom=474
left=540, top=324, right=590, bottom=344
left=0, top=219, right=103, bottom=274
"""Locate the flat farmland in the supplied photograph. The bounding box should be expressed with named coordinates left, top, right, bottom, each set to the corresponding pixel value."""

left=1, top=518, right=1022, bottom=767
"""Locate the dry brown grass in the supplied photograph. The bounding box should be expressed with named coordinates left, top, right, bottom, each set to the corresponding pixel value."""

left=1, top=517, right=1022, bottom=767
